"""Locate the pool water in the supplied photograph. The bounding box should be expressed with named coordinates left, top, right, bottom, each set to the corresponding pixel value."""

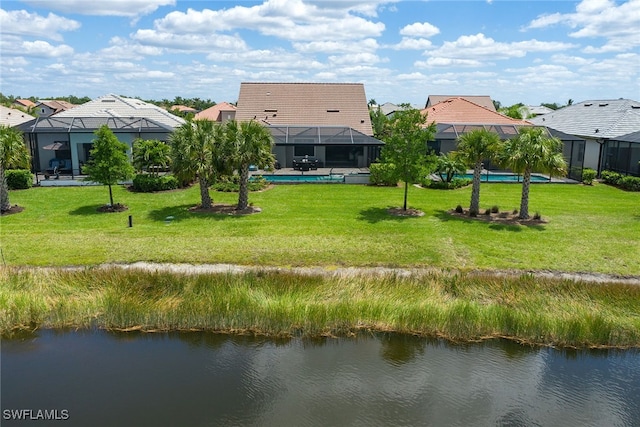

left=455, top=173, right=550, bottom=182
left=255, top=174, right=345, bottom=183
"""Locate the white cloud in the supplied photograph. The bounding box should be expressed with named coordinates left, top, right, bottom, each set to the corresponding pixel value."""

left=526, top=0, right=640, bottom=52
left=11, top=40, right=75, bottom=58
left=23, top=0, right=176, bottom=17
left=391, top=37, right=433, bottom=50
left=0, top=9, right=80, bottom=42
left=415, top=57, right=484, bottom=68
left=132, top=29, right=248, bottom=52
left=425, top=33, right=576, bottom=62
left=153, top=0, right=385, bottom=42
left=293, top=39, right=378, bottom=54
left=399, top=22, right=440, bottom=38
left=328, top=52, right=385, bottom=66
left=115, top=70, right=175, bottom=81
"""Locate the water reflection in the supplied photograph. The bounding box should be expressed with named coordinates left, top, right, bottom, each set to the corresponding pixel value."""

left=2, top=330, right=639, bottom=427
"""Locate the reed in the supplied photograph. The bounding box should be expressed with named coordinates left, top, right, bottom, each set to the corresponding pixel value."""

left=1, top=267, right=639, bottom=348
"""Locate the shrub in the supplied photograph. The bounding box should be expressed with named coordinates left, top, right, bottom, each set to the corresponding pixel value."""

left=212, top=175, right=268, bottom=192
left=620, top=176, right=640, bottom=192
left=132, top=174, right=179, bottom=192
left=491, top=205, right=499, bottom=213
left=600, top=170, right=640, bottom=191
left=581, top=168, right=597, bottom=185
left=455, top=205, right=463, bottom=213
left=428, top=177, right=471, bottom=190
left=6, top=169, right=33, bottom=190
left=484, top=209, right=491, bottom=216
left=600, top=170, right=622, bottom=185
left=533, top=212, right=542, bottom=220
left=369, top=163, right=398, bottom=186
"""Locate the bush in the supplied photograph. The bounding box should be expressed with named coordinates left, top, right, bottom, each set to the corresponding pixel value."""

left=581, top=168, right=597, bottom=185
left=132, top=174, right=179, bottom=192
left=533, top=212, right=542, bottom=220
left=491, top=205, right=499, bottom=213
left=6, top=169, right=33, bottom=190
left=455, top=205, right=463, bottom=213
left=212, top=175, right=269, bottom=192
left=600, top=170, right=622, bottom=185
left=428, top=177, right=471, bottom=190
left=600, top=170, right=640, bottom=191
left=369, top=163, right=397, bottom=186
left=620, top=176, right=640, bottom=192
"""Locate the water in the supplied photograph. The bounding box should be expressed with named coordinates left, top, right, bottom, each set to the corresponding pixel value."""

left=454, top=173, right=551, bottom=182
left=2, top=330, right=639, bottom=426
left=258, top=174, right=345, bottom=183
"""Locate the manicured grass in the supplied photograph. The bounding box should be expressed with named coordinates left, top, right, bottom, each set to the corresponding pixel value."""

left=2, top=182, right=639, bottom=275
left=2, top=267, right=639, bottom=348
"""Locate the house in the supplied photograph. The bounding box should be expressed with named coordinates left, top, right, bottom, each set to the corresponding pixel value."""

left=422, top=97, right=585, bottom=180
left=171, top=105, right=198, bottom=114
left=195, top=102, right=237, bottom=122
left=530, top=99, right=640, bottom=175
left=425, top=95, right=496, bottom=112
left=524, top=105, right=554, bottom=117
left=602, top=130, right=640, bottom=176
left=1, top=105, right=35, bottom=127
left=35, top=100, right=77, bottom=117
left=235, top=82, right=383, bottom=168
left=12, top=99, right=36, bottom=110
left=19, top=94, right=185, bottom=177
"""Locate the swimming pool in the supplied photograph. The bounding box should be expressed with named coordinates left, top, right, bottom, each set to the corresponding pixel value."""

left=454, top=173, right=550, bottom=183
left=255, top=174, right=345, bottom=183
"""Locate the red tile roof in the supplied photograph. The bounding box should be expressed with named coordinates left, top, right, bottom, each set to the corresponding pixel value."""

left=194, top=102, right=237, bottom=121
left=426, top=95, right=496, bottom=111
left=422, top=98, right=530, bottom=126
left=14, top=99, right=36, bottom=108
left=235, top=82, right=373, bottom=135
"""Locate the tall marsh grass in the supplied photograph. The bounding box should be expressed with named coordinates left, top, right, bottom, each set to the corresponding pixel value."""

left=1, top=267, right=639, bottom=348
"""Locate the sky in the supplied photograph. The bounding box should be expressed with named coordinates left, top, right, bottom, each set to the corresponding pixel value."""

left=1, top=0, right=639, bottom=107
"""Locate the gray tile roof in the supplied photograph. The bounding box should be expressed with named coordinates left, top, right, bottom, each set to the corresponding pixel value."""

left=530, top=99, right=640, bottom=140
left=235, top=82, right=373, bottom=135
left=0, top=105, right=35, bottom=127
left=614, top=130, right=640, bottom=143
left=55, top=94, right=185, bottom=129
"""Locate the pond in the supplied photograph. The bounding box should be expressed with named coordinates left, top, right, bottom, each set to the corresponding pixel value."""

left=2, top=330, right=639, bottom=426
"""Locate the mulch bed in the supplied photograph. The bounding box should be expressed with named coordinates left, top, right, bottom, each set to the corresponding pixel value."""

left=387, top=207, right=425, bottom=217
left=0, top=205, right=25, bottom=216
left=189, top=204, right=262, bottom=216
left=98, top=203, right=129, bottom=213
left=448, top=208, right=547, bottom=225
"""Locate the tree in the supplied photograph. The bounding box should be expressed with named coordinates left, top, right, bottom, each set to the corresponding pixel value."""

left=500, top=103, right=525, bottom=119
left=132, top=139, right=171, bottom=177
left=170, top=119, right=229, bottom=209
left=434, top=152, right=466, bottom=183
left=380, top=105, right=437, bottom=211
left=82, top=126, right=134, bottom=208
left=370, top=106, right=390, bottom=141
left=0, top=125, right=30, bottom=212
left=498, top=127, right=567, bottom=219
left=227, top=120, right=275, bottom=211
left=455, top=129, right=501, bottom=214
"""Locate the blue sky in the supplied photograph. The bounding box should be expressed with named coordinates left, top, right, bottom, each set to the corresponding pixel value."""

left=1, top=0, right=638, bottom=107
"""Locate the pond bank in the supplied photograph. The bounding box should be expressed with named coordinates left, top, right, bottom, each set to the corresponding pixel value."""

left=2, top=265, right=639, bottom=348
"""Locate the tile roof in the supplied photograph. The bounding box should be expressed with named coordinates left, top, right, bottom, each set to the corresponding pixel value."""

left=13, top=99, right=36, bottom=108
left=195, top=102, right=237, bottom=121
left=529, top=99, right=640, bottom=139
left=235, top=82, right=373, bottom=135
left=421, top=97, right=530, bottom=126
left=614, top=130, right=640, bottom=143
left=426, top=95, right=496, bottom=111
left=37, top=100, right=77, bottom=114
left=0, top=105, right=35, bottom=127
left=55, top=94, right=185, bottom=128
left=171, top=105, right=198, bottom=113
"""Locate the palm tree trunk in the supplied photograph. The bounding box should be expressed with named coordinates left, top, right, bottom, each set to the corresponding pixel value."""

left=403, top=181, right=409, bottom=211
left=470, top=161, right=482, bottom=214
left=519, top=169, right=531, bottom=219
left=237, top=166, right=250, bottom=211
left=0, top=166, right=11, bottom=212
left=198, top=175, right=212, bottom=209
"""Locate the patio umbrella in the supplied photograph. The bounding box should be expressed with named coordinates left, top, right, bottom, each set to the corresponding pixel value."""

left=42, top=142, right=70, bottom=150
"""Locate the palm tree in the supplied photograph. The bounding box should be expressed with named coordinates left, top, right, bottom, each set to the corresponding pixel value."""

left=0, top=125, right=30, bottom=212
left=499, top=127, right=567, bottom=219
left=132, top=138, right=171, bottom=177
left=228, top=120, right=274, bottom=211
left=455, top=129, right=501, bottom=215
left=170, top=119, right=228, bottom=209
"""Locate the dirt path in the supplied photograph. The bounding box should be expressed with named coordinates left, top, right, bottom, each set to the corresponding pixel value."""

left=84, top=262, right=640, bottom=286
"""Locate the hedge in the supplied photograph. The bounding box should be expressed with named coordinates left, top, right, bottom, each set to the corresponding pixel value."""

left=131, top=174, right=179, bottom=192
left=369, top=163, right=398, bottom=186
left=600, top=170, right=640, bottom=192
left=6, top=169, right=33, bottom=190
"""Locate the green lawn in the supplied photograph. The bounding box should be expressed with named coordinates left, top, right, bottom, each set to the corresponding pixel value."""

left=2, top=182, right=639, bottom=275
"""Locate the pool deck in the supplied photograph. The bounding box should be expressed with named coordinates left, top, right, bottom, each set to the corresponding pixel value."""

left=251, top=167, right=370, bottom=177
